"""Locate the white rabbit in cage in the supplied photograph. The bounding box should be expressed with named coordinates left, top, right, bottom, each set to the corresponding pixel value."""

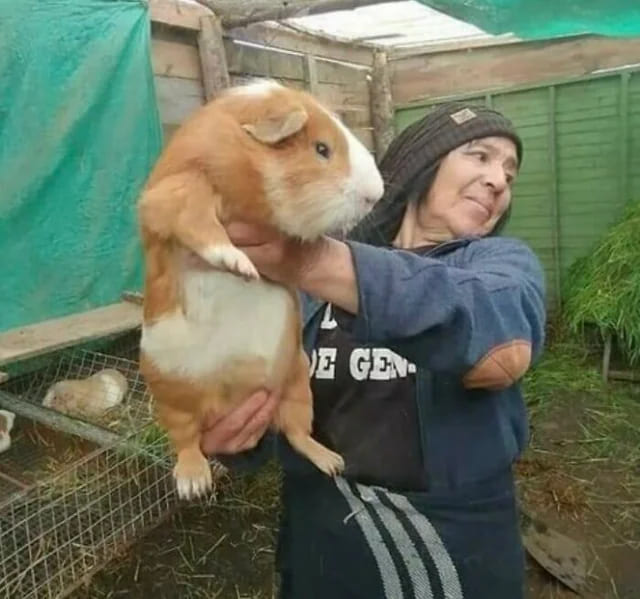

left=0, top=409, right=15, bottom=453
left=42, top=368, right=128, bottom=419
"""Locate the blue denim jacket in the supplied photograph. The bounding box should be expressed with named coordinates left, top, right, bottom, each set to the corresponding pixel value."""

left=225, top=235, right=546, bottom=492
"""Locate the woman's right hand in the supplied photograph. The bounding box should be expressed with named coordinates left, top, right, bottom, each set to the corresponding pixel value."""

left=200, top=389, right=279, bottom=456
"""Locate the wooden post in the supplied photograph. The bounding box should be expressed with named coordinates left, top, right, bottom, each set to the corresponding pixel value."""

left=602, top=331, right=612, bottom=383
left=198, top=15, right=231, bottom=100
left=619, top=71, right=630, bottom=206
left=548, top=85, right=562, bottom=311
left=304, top=54, right=320, bottom=95
left=370, top=48, right=395, bottom=159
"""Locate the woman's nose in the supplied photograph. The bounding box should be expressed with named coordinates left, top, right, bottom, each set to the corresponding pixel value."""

left=484, top=163, right=508, bottom=192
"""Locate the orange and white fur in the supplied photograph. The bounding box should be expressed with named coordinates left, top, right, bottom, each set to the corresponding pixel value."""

left=137, top=80, right=384, bottom=500
left=42, top=369, right=128, bottom=418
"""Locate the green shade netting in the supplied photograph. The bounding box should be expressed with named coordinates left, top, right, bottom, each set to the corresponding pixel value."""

left=0, top=0, right=163, bottom=332
left=416, top=1, right=640, bottom=39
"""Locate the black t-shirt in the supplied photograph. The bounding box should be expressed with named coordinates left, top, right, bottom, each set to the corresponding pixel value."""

left=310, top=302, right=428, bottom=491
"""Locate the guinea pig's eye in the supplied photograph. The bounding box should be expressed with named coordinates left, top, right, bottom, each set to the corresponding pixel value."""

left=315, top=142, right=331, bottom=159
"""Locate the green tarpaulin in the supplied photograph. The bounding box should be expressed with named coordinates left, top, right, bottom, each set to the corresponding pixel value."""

left=0, top=0, right=162, bottom=332
left=417, top=1, right=640, bottom=39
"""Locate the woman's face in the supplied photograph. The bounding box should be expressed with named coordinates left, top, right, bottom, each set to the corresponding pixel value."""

left=418, top=136, right=519, bottom=239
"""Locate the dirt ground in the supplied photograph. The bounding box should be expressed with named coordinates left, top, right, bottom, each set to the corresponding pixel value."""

left=70, top=462, right=282, bottom=599
left=70, top=341, right=640, bottom=599
left=518, top=345, right=640, bottom=599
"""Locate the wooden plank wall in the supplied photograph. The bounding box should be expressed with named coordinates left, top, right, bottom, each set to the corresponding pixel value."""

left=389, top=35, right=640, bottom=108
left=149, top=22, right=374, bottom=152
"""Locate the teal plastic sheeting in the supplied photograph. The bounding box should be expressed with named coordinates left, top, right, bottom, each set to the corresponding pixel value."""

left=0, top=0, right=163, bottom=332
left=417, top=1, right=640, bottom=39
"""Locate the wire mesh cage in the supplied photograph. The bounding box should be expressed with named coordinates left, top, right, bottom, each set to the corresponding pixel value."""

left=0, top=429, right=177, bottom=599
left=0, top=417, right=95, bottom=503
left=0, top=331, right=184, bottom=599
left=1, top=345, right=153, bottom=436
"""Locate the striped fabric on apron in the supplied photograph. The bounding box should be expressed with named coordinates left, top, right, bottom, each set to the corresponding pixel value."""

left=276, top=471, right=524, bottom=599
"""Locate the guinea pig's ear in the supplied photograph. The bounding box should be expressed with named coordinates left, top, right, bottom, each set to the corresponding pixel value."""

left=242, top=107, right=308, bottom=145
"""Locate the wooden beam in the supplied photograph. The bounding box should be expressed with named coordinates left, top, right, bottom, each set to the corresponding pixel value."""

left=198, top=15, right=231, bottom=99
left=370, top=49, right=395, bottom=158
left=0, top=302, right=142, bottom=367
left=193, top=0, right=404, bottom=29
left=608, top=369, right=640, bottom=383
left=387, top=34, right=523, bottom=60
left=152, top=37, right=203, bottom=81
left=149, top=0, right=210, bottom=31
left=227, top=22, right=375, bottom=66
left=391, top=36, right=640, bottom=107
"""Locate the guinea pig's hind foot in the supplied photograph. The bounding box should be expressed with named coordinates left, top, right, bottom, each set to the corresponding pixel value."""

left=286, top=431, right=345, bottom=477
left=173, top=447, right=213, bottom=500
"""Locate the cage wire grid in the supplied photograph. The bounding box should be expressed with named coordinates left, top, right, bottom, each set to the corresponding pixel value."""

left=0, top=421, right=93, bottom=503
left=0, top=428, right=178, bottom=599
left=1, top=347, right=155, bottom=437
left=0, top=341, right=186, bottom=599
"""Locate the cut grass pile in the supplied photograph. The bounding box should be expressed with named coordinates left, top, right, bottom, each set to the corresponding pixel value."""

left=563, top=199, right=640, bottom=365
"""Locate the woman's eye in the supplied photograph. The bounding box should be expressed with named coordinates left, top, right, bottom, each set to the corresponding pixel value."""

left=474, top=151, right=489, bottom=162
left=315, top=142, right=331, bottom=159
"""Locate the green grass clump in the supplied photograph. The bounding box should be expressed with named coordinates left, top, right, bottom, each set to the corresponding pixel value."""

left=563, top=199, right=640, bottom=365
left=522, top=340, right=602, bottom=415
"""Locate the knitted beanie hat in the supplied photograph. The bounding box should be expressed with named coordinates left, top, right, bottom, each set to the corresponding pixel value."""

left=348, top=102, right=523, bottom=246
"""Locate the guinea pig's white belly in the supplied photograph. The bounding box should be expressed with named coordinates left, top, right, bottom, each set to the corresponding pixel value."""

left=140, top=269, right=294, bottom=381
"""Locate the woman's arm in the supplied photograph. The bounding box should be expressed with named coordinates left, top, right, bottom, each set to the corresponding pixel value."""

left=337, top=237, right=547, bottom=388
left=295, top=237, right=359, bottom=314
left=229, top=224, right=546, bottom=388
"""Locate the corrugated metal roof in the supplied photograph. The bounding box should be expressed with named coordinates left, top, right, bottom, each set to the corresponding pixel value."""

left=285, top=1, right=517, bottom=49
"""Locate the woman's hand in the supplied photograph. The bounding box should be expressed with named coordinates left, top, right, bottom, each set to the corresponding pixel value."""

left=226, top=221, right=359, bottom=314
left=200, top=389, right=279, bottom=456
left=225, top=221, right=327, bottom=286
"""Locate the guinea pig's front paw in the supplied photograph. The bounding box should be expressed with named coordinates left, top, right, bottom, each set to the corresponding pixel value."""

left=202, top=244, right=260, bottom=281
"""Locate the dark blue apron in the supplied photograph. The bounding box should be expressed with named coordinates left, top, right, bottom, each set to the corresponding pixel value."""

left=275, top=464, right=525, bottom=599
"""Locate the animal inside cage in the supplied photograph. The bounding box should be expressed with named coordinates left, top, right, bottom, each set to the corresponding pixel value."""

left=0, top=331, right=183, bottom=599
left=2, top=336, right=153, bottom=437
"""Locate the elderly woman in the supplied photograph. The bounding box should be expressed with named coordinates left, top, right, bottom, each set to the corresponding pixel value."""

left=201, top=102, right=547, bottom=599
